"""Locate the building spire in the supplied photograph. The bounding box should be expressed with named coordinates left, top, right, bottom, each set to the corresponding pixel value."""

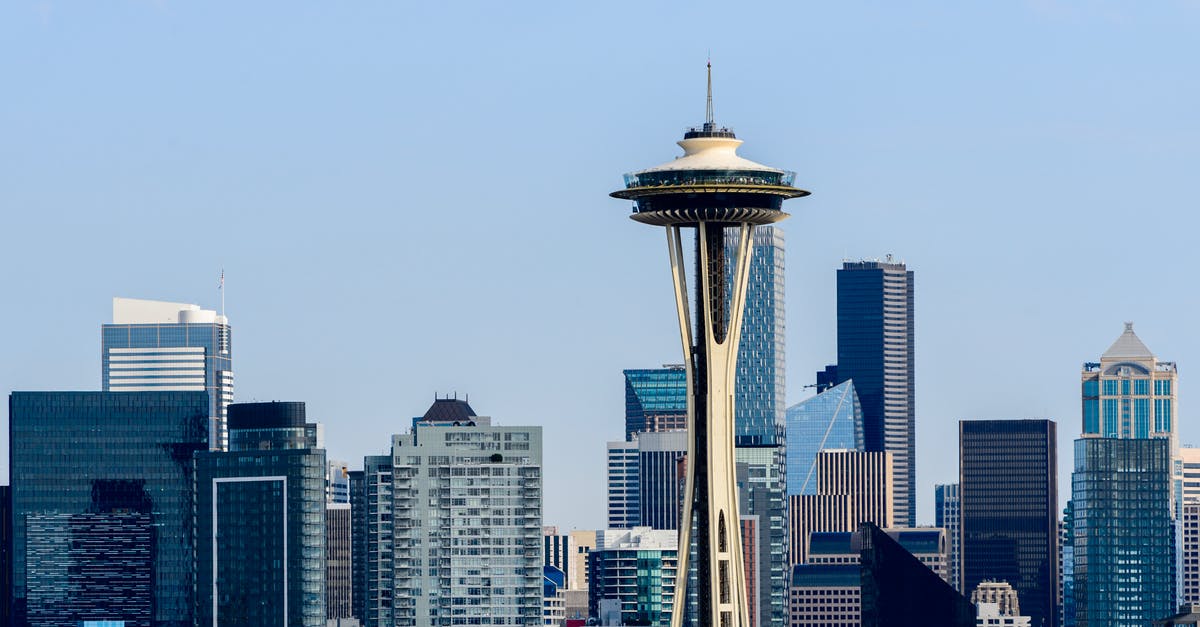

left=705, top=58, right=714, bottom=129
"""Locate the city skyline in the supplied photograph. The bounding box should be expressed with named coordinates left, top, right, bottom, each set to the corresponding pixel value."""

left=3, top=3, right=1200, bottom=533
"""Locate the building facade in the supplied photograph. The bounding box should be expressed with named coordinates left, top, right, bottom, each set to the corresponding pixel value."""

left=8, top=391, right=209, bottom=626
left=194, top=401, right=327, bottom=627
left=834, top=259, right=915, bottom=527
left=328, top=503, right=353, bottom=620
left=588, top=528, right=678, bottom=626
left=362, top=455, right=393, bottom=627
left=935, top=483, right=962, bottom=592
left=785, top=380, right=864, bottom=497
left=376, top=399, right=543, bottom=627
left=789, top=450, right=894, bottom=565
left=102, top=296, right=233, bottom=450
left=640, top=431, right=688, bottom=531
left=960, top=419, right=1058, bottom=627
left=736, top=445, right=789, bottom=627
left=624, top=367, right=688, bottom=439
left=606, top=440, right=640, bottom=529
left=1072, top=437, right=1175, bottom=627
left=789, top=527, right=951, bottom=627
left=348, top=469, right=367, bottom=623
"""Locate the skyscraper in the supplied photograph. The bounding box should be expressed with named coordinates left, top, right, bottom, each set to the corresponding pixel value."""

left=960, top=419, right=1058, bottom=627
left=8, top=391, right=209, bottom=626
left=348, top=469, right=367, bottom=624
left=102, top=296, right=233, bottom=450
left=611, top=63, right=807, bottom=627
left=327, top=503, right=353, bottom=621
left=789, top=450, right=894, bottom=565
left=934, top=483, right=962, bottom=592
left=606, top=440, right=640, bottom=529
left=625, top=366, right=689, bottom=439
left=726, top=225, right=786, bottom=447
left=834, top=259, right=915, bottom=526
left=1072, top=437, right=1174, bottom=626
left=375, top=399, right=543, bottom=626
left=639, top=431, right=688, bottom=531
left=785, top=380, right=864, bottom=497
left=735, top=446, right=788, bottom=627
left=194, top=401, right=327, bottom=627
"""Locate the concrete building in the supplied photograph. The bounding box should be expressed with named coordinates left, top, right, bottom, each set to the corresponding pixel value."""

left=327, top=503, right=353, bottom=621
left=372, top=398, right=543, bottom=627
left=789, top=450, right=894, bottom=565
left=102, top=296, right=233, bottom=450
left=605, top=440, right=639, bottom=529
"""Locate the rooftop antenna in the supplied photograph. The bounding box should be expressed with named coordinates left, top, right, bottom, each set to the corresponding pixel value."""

left=218, top=268, right=225, bottom=318
left=705, top=57, right=714, bottom=130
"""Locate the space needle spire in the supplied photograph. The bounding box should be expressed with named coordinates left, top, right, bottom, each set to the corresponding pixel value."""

left=612, top=65, right=809, bottom=627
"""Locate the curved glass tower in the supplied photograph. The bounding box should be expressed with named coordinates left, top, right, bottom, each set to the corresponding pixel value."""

left=611, top=64, right=808, bottom=627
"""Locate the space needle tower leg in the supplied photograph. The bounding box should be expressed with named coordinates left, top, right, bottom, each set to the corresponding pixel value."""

left=667, top=222, right=754, bottom=627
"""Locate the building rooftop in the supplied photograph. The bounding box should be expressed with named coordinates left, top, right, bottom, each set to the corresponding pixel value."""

left=421, top=398, right=477, bottom=423
left=111, top=296, right=226, bottom=325
left=1102, top=322, right=1155, bottom=360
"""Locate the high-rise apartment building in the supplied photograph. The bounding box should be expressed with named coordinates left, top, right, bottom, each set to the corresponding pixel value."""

left=785, top=380, right=864, bottom=496
left=960, top=420, right=1058, bottom=627
left=194, top=401, right=327, bottom=626
left=372, top=399, right=543, bottom=627
left=726, top=225, right=786, bottom=447
left=606, top=440, right=640, bottom=529
left=1072, top=437, right=1174, bottom=626
left=362, top=454, right=393, bottom=627
left=9, top=391, right=209, bottom=626
left=348, top=469, right=367, bottom=624
left=789, top=450, right=894, bottom=564
left=102, top=297, right=233, bottom=450
left=588, top=528, right=679, bottom=626
left=834, top=259, right=915, bottom=526
left=935, top=483, right=962, bottom=592
left=624, top=367, right=688, bottom=439
left=1184, top=448, right=1200, bottom=606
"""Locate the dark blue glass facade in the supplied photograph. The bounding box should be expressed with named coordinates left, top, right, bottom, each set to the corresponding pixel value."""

left=8, top=391, right=209, bottom=627
left=785, top=380, right=864, bottom=496
left=624, top=367, right=688, bottom=440
left=960, top=419, right=1059, bottom=627
left=1072, top=437, right=1174, bottom=627
left=349, top=470, right=366, bottom=624
left=835, top=260, right=915, bottom=526
left=195, top=448, right=327, bottom=627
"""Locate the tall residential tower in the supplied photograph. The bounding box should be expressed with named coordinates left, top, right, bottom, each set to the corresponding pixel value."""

left=611, top=64, right=807, bottom=627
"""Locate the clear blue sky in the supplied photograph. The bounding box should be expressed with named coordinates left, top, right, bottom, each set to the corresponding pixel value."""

left=2, top=2, right=1198, bottom=529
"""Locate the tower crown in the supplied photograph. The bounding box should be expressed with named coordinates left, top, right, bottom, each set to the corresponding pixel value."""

left=611, top=63, right=807, bottom=226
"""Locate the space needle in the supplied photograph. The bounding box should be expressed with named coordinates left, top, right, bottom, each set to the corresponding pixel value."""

left=611, top=63, right=808, bottom=627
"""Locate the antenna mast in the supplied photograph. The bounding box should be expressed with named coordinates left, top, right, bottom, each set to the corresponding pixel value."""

left=705, top=59, right=714, bottom=128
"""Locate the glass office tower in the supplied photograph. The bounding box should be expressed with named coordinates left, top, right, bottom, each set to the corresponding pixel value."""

left=934, top=483, right=961, bottom=592
left=8, top=391, right=209, bottom=627
left=785, top=380, right=864, bottom=496
left=960, top=419, right=1058, bottom=627
left=625, top=367, right=688, bottom=439
left=834, top=259, right=915, bottom=526
left=1072, top=437, right=1174, bottom=627
left=194, top=402, right=327, bottom=627
left=102, top=297, right=233, bottom=450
